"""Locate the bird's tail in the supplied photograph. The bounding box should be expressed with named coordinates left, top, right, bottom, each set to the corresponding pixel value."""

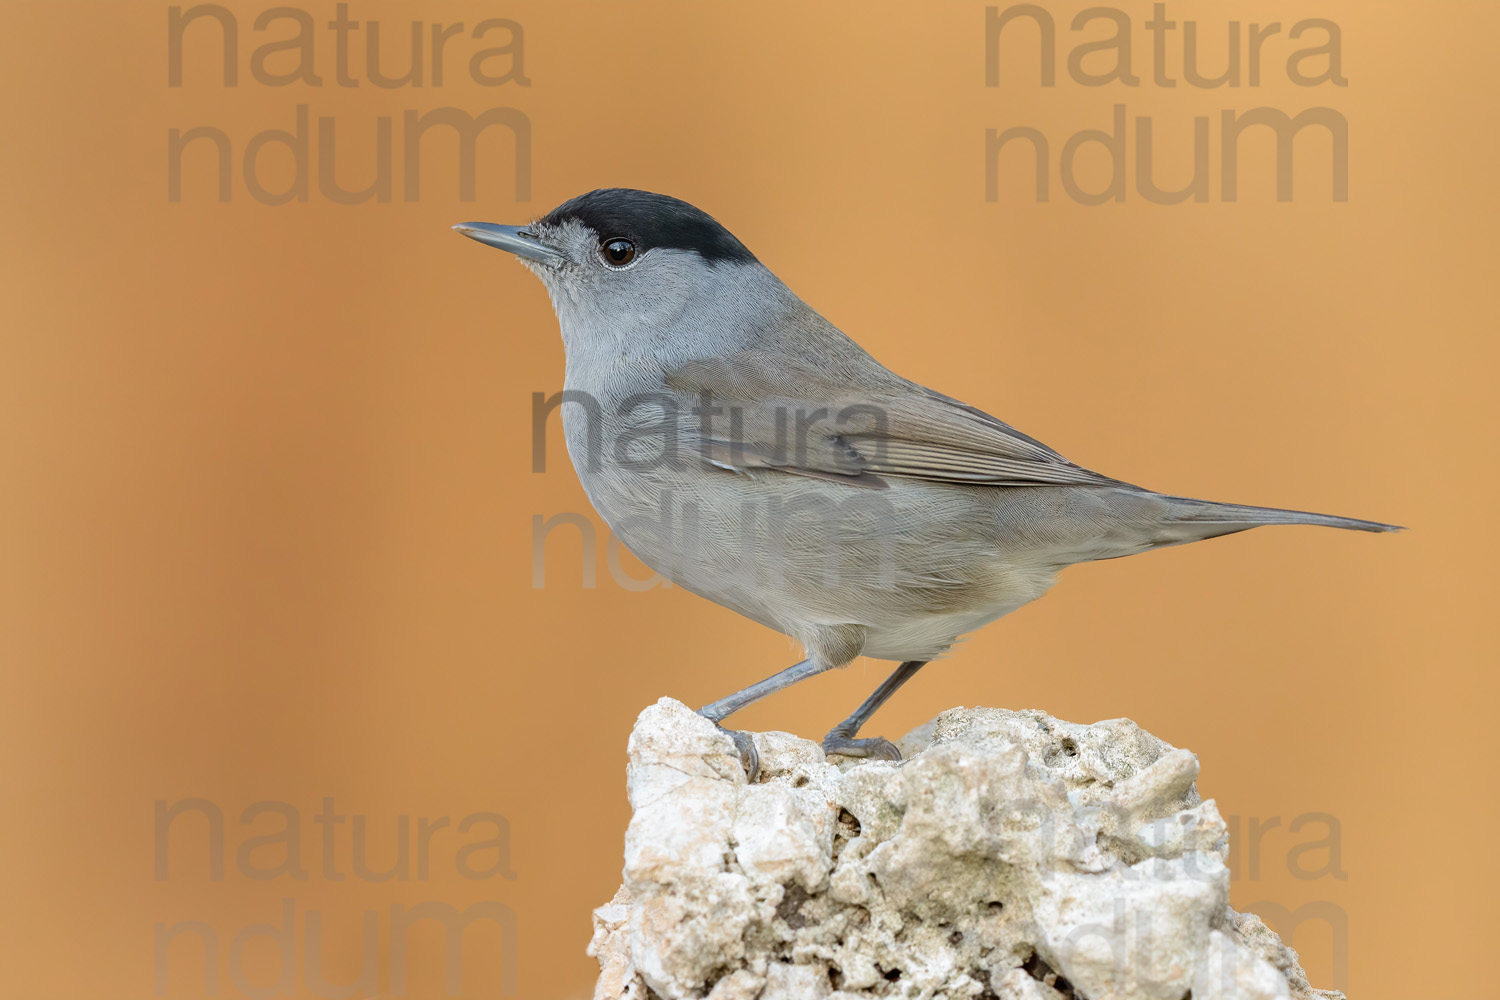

left=1160, top=496, right=1403, bottom=538
left=1056, top=490, right=1403, bottom=564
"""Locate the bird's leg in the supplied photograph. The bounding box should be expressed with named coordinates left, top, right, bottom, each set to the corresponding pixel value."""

left=822, top=660, right=928, bottom=761
left=698, top=658, right=828, bottom=781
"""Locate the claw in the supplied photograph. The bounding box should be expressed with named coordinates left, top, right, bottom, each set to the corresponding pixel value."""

left=822, top=733, right=902, bottom=762
left=719, top=726, right=760, bottom=782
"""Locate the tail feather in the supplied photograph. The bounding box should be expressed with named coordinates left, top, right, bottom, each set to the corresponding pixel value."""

left=1164, top=496, right=1404, bottom=534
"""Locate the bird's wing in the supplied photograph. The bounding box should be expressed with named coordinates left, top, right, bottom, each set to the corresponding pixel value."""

left=664, top=353, right=1126, bottom=490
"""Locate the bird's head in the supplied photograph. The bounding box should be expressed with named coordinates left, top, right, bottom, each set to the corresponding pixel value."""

left=453, top=188, right=767, bottom=339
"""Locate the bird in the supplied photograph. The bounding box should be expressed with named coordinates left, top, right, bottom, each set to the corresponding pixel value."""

left=453, top=188, right=1399, bottom=779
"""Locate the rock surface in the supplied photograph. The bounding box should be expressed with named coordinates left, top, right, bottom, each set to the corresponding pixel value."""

left=589, top=699, right=1344, bottom=1000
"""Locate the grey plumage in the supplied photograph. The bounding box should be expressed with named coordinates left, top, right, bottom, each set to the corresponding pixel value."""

left=454, top=189, right=1399, bottom=774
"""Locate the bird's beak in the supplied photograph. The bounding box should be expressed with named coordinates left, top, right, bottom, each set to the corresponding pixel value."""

left=451, top=222, right=564, bottom=266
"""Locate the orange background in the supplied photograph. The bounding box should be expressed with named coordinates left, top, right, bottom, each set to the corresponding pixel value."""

left=1, top=2, right=1494, bottom=998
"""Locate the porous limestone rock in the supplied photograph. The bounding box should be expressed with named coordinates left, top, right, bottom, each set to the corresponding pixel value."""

left=589, top=698, right=1344, bottom=1000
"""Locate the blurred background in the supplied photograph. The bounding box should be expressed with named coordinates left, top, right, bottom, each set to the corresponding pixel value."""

left=1, top=1, right=1494, bottom=997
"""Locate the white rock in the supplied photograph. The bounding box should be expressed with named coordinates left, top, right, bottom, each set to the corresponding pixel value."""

left=592, top=698, right=1341, bottom=1000
left=1033, top=854, right=1226, bottom=999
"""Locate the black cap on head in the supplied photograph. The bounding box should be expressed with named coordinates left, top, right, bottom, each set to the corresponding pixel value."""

left=537, top=188, right=757, bottom=266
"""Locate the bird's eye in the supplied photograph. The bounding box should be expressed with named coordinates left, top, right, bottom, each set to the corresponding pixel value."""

left=600, top=238, right=636, bottom=267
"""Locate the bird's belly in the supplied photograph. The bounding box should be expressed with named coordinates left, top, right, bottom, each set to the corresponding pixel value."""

left=845, top=551, right=1058, bottom=660
left=579, top=466, right=1062, bottom=658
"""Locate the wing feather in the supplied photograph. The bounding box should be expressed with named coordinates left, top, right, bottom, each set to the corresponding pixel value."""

left=664, top=352, right=1125, bottom=490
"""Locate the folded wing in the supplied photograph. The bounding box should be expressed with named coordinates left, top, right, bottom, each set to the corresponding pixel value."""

left=664, top=353, right=1127, bottom=490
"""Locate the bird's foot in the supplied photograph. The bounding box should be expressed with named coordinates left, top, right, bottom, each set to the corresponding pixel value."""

left=709, top=723, right=760, bottom=782
left=822, top=732, right=902, bottom=762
